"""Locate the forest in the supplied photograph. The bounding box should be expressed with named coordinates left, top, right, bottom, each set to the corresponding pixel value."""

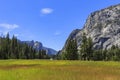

left=0, top=33, right=49, bottom=59
left=57, top=33, right=120, bottom=61
left=0, top=33, right=120, bottom=61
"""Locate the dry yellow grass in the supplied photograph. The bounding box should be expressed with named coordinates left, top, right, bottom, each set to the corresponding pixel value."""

left=0, top=60, right=120, bottom=80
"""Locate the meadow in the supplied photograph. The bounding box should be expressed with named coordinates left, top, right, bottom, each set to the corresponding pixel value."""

left=0, top=60, right=120, bottom=80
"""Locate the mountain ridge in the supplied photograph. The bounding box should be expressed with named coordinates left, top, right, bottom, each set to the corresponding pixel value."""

left=62, top=4, right=120, bottom=51
left=21, top=40, right=57, bottom=55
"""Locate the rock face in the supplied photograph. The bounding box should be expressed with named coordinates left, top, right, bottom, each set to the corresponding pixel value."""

left=22, top=41, right=57, bottom=55
left=63, top=4, right=120, bottom=51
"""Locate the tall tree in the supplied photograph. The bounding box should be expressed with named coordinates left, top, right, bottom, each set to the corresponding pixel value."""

left=0, top=33, right=51, bottom=59
left=86, top=37, right=93, bottom=60
left=6, top=33, right=10, bottom=58
left=80, top=33, right=93, bottom=60
left=80, top=33, right=88, bottom=60
left=62, top=39, right=78, bottom=60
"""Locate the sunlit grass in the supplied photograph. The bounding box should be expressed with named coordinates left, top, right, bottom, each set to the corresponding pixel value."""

left=0, top=60, right=120, bottom=80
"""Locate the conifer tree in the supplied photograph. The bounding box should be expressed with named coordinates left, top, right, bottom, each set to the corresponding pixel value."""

left=80, top=33, right=88, bottom=60
left=63, top=39, right=78, bottom=60
left=80, top=33, right=93, bottom=60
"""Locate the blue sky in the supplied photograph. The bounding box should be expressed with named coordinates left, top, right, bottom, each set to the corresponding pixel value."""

left=0, top=0, right=119, bottom=51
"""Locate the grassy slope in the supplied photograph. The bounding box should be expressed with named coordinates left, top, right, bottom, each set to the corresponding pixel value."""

left=0, top=60, right=120, bottom=80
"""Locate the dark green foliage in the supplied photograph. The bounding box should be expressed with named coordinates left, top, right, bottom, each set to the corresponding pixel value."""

left=92, top=45, right=120, bottom=61
left=80, top=33, right=93, bottom=60
left=106, top=45, right=120, bottom=61
left=92, top=50, right=103, bottom=61
left=38, top=50, right=48, bottom=59
left=1, top=33, right=120, bottom=61
left=61, top=32, right=120, bottom=61
left=80, top=33, right=88, bottom=60
left=62, top=39, right=78, bottom=60
left=0, top=33, right=48, bottom=59
left=86, top=37, right=93, bottom=60
left=55, top=50, right=62, bottom=60
left=79, top=32, right=120, bottom=61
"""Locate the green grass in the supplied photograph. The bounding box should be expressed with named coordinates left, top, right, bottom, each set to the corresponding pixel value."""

left=0, top=60, right=120, bottom=80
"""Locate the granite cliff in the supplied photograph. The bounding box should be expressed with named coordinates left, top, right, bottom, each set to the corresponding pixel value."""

left=63, top=4, right=120, bottom=51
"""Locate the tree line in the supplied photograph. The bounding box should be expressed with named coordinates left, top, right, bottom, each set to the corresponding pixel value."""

left=1, top=33, right=120, bottom=61
left=56, top=33, right=120, bottom=61
left=0, top=33, right=49, bottom=59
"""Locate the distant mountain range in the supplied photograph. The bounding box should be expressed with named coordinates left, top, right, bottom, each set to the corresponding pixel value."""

left=21, top=40, right=57, bottom=55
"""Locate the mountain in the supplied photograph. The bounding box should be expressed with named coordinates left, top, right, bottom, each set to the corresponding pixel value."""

left=62, top=4, right=120, bottom=51
left=22, top=40, right=57, bottom=55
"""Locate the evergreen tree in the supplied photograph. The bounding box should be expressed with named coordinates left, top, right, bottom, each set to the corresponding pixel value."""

left=80, top=33, right=88, bottom=60
left=92, top=50, right=103, bottom=61
left=86, top=37, right=93, bottom=60
left=80, top=33, right=93, bottom=60
left=62, top=39, right=78, bottom=60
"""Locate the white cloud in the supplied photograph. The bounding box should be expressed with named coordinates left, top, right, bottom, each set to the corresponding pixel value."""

left=40, top=8, right=53, bottom=15
left=0, top=31, right=8, bottom=35
left=54, top=31, right=61, bottom=36
left=14, top=33, right=19, bottom=37
left=0, top=23, right=19, bottom=29
left=0, top=23, right=19, bottom=35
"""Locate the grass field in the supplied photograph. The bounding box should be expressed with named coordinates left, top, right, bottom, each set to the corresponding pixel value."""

left=0, top=60, right=120, bottom=80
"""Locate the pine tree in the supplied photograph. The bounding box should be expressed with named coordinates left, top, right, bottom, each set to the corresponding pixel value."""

left=86, top=37, right=93, bottom=60
left=92, top=50, right=103, bottom=61
left=6, top=33, right=10, bottom=58
left=80, top=33, right=93, bottom=60
left=80, top=33, right=88, bottom=60
left=0, top=33, right=49, bottom=59
left=62, top=39, right=78, bottom=60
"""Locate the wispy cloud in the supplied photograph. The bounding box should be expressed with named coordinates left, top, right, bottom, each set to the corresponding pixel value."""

left=0, top=23, right=19, bottom=29
left=40, top=8, right=53, bottom=15
left=14, top=33, right=19, bottom=37
left=54, top=31, right=61, bottom=36
left=0, top=23, right=19, bottom=35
